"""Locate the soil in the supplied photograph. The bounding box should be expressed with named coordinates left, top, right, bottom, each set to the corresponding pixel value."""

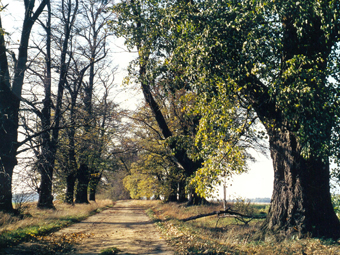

left=1, top=200, right=174, bottom=255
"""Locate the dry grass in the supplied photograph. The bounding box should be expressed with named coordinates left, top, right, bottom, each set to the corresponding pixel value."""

left=3, top=199, right=340, bottom=254
left=0, top=199, right=112, bottom=232
left=142, top=200, right=340, bottom=255
left=0, top=199, right=113, bottom=249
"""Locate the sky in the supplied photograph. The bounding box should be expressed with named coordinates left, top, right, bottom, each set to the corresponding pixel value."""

left=2, top=0, right=274, bottom=199
left=223, top=152, right=273, bottom=200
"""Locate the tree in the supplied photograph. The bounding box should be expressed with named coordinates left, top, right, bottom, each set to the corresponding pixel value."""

left=111, top=0, right=215, bottom=205
left=88, top=75, right=119, bottom=201
left=123, top=105, right=186, bottom=201
left=22, top=0, right=114, bottom=205
left=72, top=0, right=114, bottom=203
left=16, top=0, right=55, bottom=209
left=75, top=88, right=119, bottom=203
left=36, top=0, right=79, bottom=208
left=165, top=0, right=340, bottom=238
left=0, top=0, right=49, bottom=213
left=62, top=48, right=89, bottom=204
left=20, top=0, right=86, bottom=208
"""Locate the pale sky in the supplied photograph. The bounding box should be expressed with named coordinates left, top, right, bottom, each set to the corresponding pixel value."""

left=225, top=153, right=273, bottom=199
left=3, top=0, right=275, bottom=199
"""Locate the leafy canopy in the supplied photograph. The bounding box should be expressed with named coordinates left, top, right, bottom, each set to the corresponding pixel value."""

left=165, top=0, right=340, bottom=161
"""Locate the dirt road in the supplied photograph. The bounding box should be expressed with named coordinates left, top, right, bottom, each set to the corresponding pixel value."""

left=2, top=200, right=173, bottom=255
left=62, top=200, right=173, bottom=254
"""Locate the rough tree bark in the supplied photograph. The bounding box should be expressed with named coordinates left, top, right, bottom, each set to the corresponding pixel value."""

left=0, top=90, right=18, bottom=213
left=261, top=129, right=340, bottom=238
left=75, top=163, right=90, bottom=203
left=89, top=172, right=101, bottom=201
left=65, top=104, right=78, bottom=204
left=65, top=171, right=77, bottom=204
left=245, top=76, right=340, bottom=238
left=0, top=15, right=16, bottom=212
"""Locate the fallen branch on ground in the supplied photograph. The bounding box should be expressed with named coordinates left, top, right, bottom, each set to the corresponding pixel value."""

left=181, top=209, right=266, bottom=222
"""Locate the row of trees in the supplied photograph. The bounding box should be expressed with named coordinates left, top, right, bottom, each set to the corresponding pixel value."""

left=1, top=0, right=340, bottom=241
left=0, top=0, right=122, bottom=211
left=111, top=0, right=340, bottom=239
left=111, top=0, right=253, bottom=206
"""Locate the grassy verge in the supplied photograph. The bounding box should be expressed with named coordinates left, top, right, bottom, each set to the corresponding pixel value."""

left=0, top=199, right=113, bottom=249
left=144, top=201, right=340, bottom=255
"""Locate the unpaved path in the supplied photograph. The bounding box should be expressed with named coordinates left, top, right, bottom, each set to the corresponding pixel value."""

left=61, top=200, right=173, bottom=254
left=2, top=200, right=173, bottom=255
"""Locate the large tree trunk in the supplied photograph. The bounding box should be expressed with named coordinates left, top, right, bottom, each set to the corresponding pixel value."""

left=0, top=90, right=18, bottom=213
left=0, top=157, right=16, bottom=213
left=263, top=13, right=340, bottom=238
left=262, top=129, right=340, bottom=239
left=89, top=173, right=101, bottom=201
left=37, top=164, right=54, bottom=209
left=75, top=164, right=90, bottom=203
left=178, top=179, right=187, bottom=202
left=0, top=16, right=14, bottom=213
left=65, top=172, right=76, bottom=204
left=37, top=1, right=55, bottom=210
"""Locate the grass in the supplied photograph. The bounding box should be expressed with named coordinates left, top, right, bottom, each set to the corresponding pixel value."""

left=3, top=199, right=340, bottom=254
left=0, top=199, right=113, bottom=249
left=143, top=200, right=340, bottom=255
left=100, top=246, right=122, bottom=254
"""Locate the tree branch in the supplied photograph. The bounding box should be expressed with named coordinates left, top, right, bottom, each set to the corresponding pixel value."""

left=181, top=208, right=266, bottom=222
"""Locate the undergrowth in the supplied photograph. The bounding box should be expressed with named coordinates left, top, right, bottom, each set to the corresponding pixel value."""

left=145, top=201, right=340, bottom=255
left=0, top=200, right=113, bottom=250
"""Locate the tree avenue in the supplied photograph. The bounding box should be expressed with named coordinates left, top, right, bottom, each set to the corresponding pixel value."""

left=111, top=0, right=251, bottom=205
left=0, top=0, right=339, bottom=242
left=111, top=0, right=206, bottom=205
left=0, top=0, right=49, bottom=213
left=113, top=0, right=340, bottom=238
left=0, top=0, right=117, bottom=212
